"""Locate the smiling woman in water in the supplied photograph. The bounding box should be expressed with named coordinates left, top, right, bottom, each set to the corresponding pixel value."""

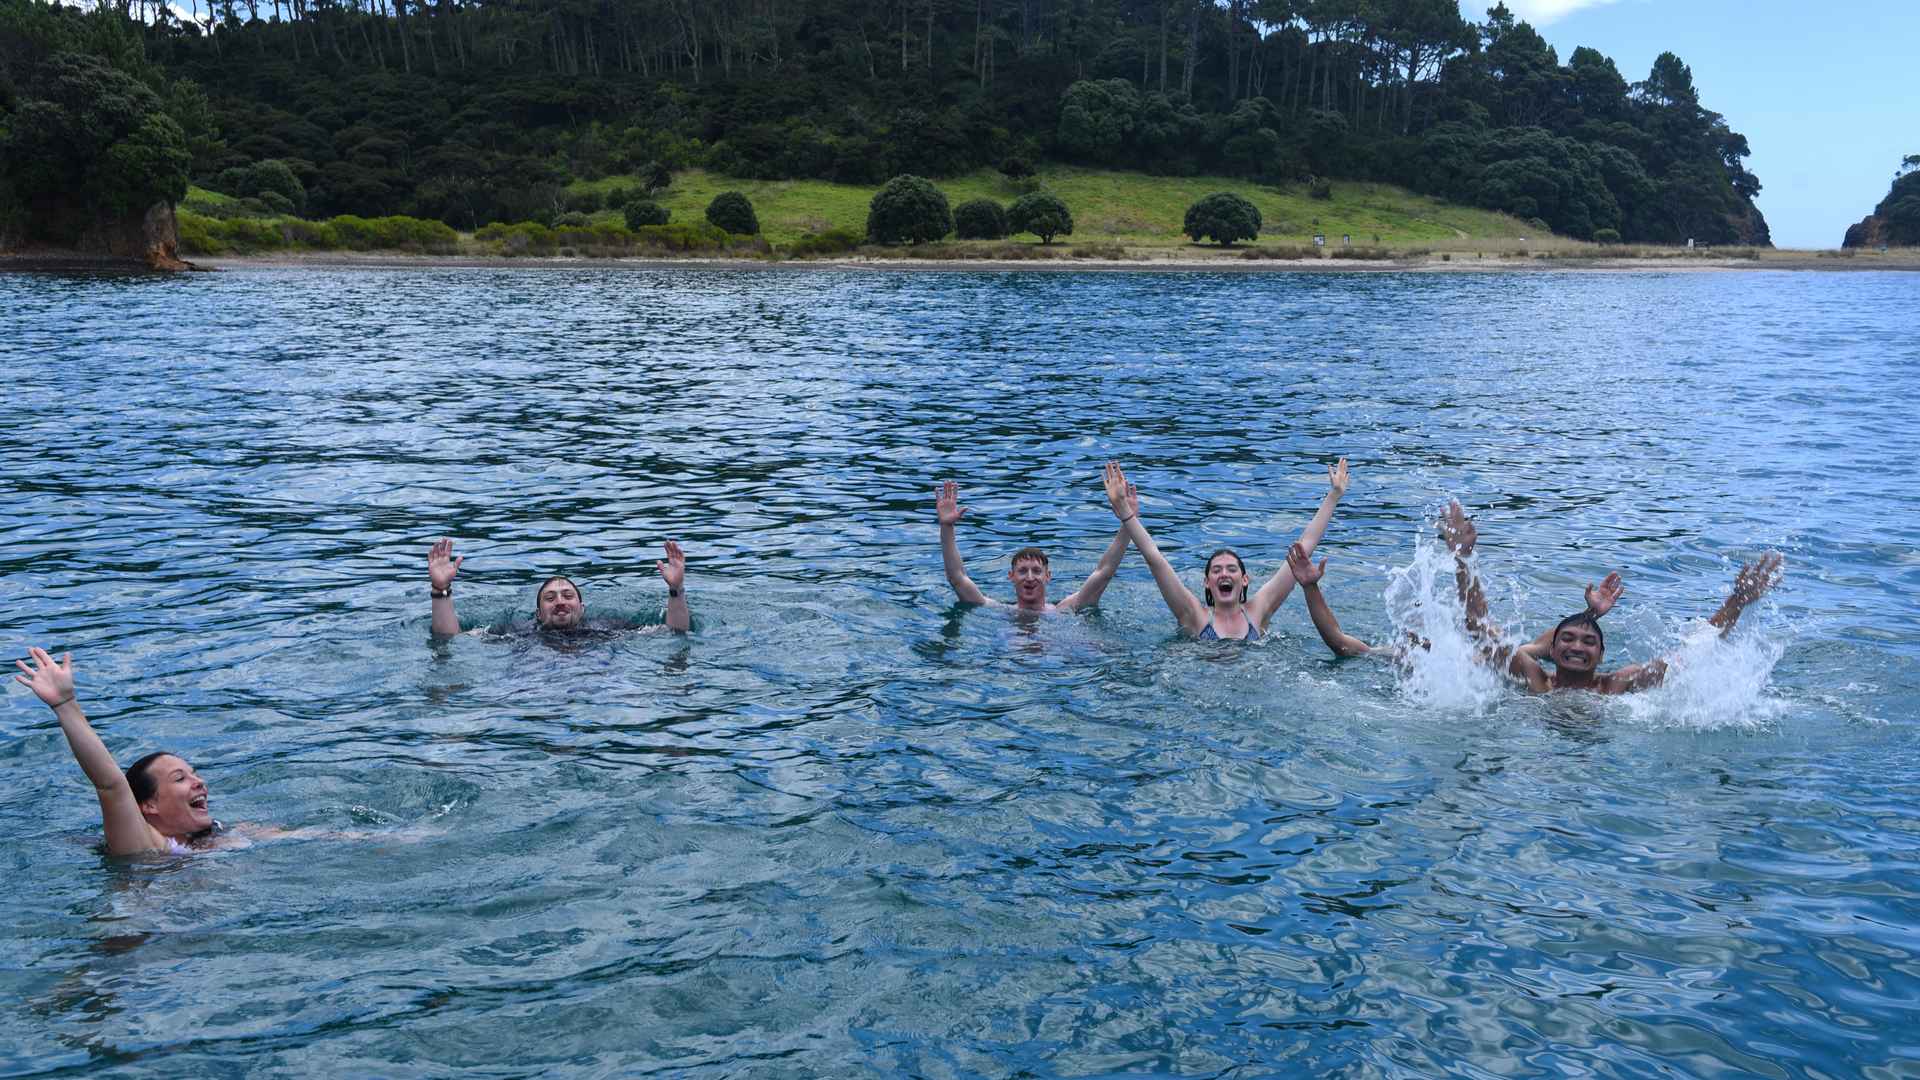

left=16, top=647, right=224, bottom=856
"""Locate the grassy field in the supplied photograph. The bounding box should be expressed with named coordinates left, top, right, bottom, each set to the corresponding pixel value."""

left=571, top=166, right=1547, bottom=250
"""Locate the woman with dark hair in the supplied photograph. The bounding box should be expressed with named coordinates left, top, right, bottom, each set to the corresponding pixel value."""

left=15, top=647, right=219, bottom=855
left=1101, top=458, right=1349, bottom=641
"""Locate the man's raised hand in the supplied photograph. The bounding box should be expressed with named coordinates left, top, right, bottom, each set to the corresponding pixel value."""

left=657, top=540, right=687, bottom=593
left=1731, top=552, right=1784, bottom=607
left=1585, top=571, right=1623, bottom=617
left=1439, top=501, right=1477, bottom=556
left=1286, top=542, right=1327, bottom=587
left=936, top=480, right=967, bottom=527
left=428, top=538, right=463, bottom=592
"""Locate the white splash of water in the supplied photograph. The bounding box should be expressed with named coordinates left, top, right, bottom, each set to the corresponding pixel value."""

left=1379, top=533, right=1790, bottom=731
left=1382, top=537, right=1505, bottom=712
left=1617, top=618, right=1788, bottom=732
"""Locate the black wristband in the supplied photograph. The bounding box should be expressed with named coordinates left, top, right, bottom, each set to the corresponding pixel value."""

left=430, top=587, right=452, bottom=599
left=668, top=588, right=683, bottom=598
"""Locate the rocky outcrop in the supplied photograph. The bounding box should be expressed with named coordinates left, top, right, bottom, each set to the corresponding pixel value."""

left=0, top=201, right=193, bottom=271
left=1842, top=214, right=1886, bottom=250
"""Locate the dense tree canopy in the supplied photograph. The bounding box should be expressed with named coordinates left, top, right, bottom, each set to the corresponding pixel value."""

left=1184, top=191, right=1261, bottom=245
left=867, top=174, right=952, bottom=244
left=1, top=0, right=1770, bottom=246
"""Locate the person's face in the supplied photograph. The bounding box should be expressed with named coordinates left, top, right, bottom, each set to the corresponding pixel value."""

left=1550, top=625, right=1604, bottom=673
left=1206, top=555, right=1247, bottom=605
left=1008, top=557, right=1052, bottom=605
left=138, top=755, right=212, bottom=835
left=536, top=579, right=584, bottom=628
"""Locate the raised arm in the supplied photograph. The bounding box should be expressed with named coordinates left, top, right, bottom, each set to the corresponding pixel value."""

left=15, top=648, right=159, bottom=855
left=1286, top=543, right=1375, bottom=657
left=1606, top=553, right=1782, bottom=694
left=1105, top=461, right=1207, bottom=634
left=428, top=538, right=464, bottom=637
left=1441, top=502, right=1546, bottom=688
left=936, top=480, right=991, bottom=606
left=1056, top=518, right=1132, bottom=613
left=1248, top=458, right=1349, bottom=629
left=657, top=540, right=691, bottom=632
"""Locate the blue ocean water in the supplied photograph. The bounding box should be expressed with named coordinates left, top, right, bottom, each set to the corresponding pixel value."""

left=1, top=266, right=1916, bottom=1077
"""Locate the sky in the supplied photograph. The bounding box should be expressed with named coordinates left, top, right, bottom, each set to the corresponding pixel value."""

left=1474, top=0, right=1917, bottom=249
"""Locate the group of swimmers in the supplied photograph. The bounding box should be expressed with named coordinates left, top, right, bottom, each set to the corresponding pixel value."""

left=16, top=458, right=1783, bottom=856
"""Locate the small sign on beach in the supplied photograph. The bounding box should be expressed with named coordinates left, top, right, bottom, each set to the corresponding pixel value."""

left=1312, top=234, right=1325, bottom=247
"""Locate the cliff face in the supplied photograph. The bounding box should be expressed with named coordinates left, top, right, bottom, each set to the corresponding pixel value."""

left=1842, top=214, right=1886, bottom=250
left=0, top=201, right=190, bottom=270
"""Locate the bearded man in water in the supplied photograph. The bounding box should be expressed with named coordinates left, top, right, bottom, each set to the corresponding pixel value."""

left=426, top=538, right=691, bottom=635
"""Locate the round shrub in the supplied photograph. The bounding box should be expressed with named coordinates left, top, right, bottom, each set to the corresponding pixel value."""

left=624, top=198, right=670, bottom=229
left=705, top=191, right=759, bottom=235
left=1308, top=177, right=1333, bottom=200
left=866, top=174, right=954, bottom=244
left=1593, top=227, right=1622, bottom=244
left=953, top=198, right=1009, bottom=240
left=554, top=211, right=592, bottom=227
left=563, top=188, right=604, bottom=213
left=1008, top=191, right=1074, bottom=244
left=1183, top=192, right=1262, bottom=246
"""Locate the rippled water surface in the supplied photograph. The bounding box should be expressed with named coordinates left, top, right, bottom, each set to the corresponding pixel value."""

left=3, top=267, right=1917, bottom=1078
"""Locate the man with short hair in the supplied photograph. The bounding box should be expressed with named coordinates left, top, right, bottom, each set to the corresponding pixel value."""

left=427, top=537, right=690, bottom=635
left=936, top=479, right=1131, bottom=613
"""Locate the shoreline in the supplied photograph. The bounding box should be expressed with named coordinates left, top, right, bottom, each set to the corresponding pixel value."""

left=10, top=248, right=1917, bottom=274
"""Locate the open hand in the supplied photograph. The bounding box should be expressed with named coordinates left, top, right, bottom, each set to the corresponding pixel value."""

left=1286, top=542, right=1326, bottom=586
left=14, top=646, right=75, bottom=708
left=657, top=540, right=686, bottom=592
left=428, top=538, right=463, bottom=592
left=1585, top=571, right=1623, bottom=617
left=1730, top=552, right=1783, bottom=607
left=1103, top=461, right=1138, bottom=520
left=1439, top=501, right=1476, bottom=556
left=1327, top=457, right=1350, bottom=497
left=936, top=480, right=967, bottom=527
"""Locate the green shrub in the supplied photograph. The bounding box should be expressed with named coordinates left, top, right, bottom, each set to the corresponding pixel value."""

left=623, top=198, right=670, bottom=228
left=220, top=217, right=287, bottom=253
left=999, top=157, right=1035, bottom=180
left=280, top=219, right=340, bottom=249
left=867, top=174, right=953, bottom=244
left=1308, top=177, right=1333, bottom=200
left=175, top=211, right=228, bottom=255
left=563, top=188, right=603, bottom=213
left=634, top=222, right=731, bottom=251
left=786, top=227, right=864, bottom=256
left=1008, top=191, right=1074, bottom=244
left=554, top=211, right=591, bottom=227
left=1593, top=227, right=1621, bottom=244
left=705, top=191, right=759, bottom=235
left=1183, top=192, right=1262, bottom=246
left=953, top=198, right=1009, bottom=240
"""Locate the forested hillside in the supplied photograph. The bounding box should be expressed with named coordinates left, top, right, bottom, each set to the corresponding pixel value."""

left=3, top=0, right=1769, bottom=247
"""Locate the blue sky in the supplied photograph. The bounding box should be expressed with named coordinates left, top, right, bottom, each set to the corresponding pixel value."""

left=1478, top=0, right=1916, bottom=248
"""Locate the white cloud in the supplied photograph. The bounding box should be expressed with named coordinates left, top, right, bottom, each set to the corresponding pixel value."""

left=1464, top=0, right=1627, bottom=26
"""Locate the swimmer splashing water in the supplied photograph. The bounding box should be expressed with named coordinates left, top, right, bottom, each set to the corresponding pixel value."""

left=16, top=648, right=220, bottom=856
left=1439, top=502, right=1784, bottom=695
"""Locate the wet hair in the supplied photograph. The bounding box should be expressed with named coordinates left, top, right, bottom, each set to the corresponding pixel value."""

left=1552, top=611, right=1606, bottom=652
left=1010, top=547, right=1049, bottom=569
left=124, top=751, right=179, bottom=805
left=1203, top=547, right=1250, bottom=607
left=533, top=575, right=584, bottom=616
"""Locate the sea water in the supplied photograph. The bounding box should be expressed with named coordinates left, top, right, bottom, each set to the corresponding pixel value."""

left=1, top=267, right=1915, bottom=1077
